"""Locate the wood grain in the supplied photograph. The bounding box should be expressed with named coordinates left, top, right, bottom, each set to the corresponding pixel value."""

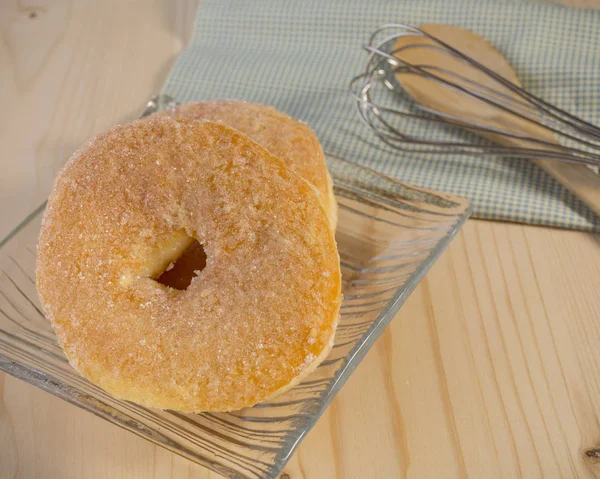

left=0, top=0, right=197, bottom=240
left=2, top=1, right=600, bottom=478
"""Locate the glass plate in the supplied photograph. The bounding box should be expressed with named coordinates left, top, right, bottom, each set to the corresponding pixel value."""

left=0, top=96, right=470, bottom=479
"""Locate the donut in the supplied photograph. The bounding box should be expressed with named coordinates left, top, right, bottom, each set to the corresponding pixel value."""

left=36, top=117, right=342, bottom=412
left=154, top=100, right=338, bottom=228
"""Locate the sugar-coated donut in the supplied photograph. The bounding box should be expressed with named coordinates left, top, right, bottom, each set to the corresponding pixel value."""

left=155, top=100, right=338, bottom=228
left=36, top=117, right=342, bottom=412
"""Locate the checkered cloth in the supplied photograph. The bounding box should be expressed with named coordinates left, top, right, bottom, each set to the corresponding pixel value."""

left=162, top=0, right=600, bottom=231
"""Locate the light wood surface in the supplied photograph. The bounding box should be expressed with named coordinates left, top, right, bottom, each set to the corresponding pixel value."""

left=2, top=1, right=600, bottom=478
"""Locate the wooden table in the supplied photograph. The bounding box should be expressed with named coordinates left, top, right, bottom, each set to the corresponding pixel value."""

left=2, top=1, right=600, bottom=478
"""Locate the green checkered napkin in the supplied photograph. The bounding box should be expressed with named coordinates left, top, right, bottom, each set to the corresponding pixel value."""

left=163, top=0, right=600, bottom=231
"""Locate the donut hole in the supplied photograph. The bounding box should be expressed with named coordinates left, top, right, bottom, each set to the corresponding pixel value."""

left=154, top=240, right=207, bottom=290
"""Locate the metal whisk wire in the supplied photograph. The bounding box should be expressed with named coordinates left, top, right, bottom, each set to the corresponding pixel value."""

left=350, top=24, right=600, bottom=168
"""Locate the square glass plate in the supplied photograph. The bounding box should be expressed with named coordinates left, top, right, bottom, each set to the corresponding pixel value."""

left=0, top=97, right=470, bottom=479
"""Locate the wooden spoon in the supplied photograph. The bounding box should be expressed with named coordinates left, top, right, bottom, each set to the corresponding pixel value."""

left=393, top=24, right=600, bottom=219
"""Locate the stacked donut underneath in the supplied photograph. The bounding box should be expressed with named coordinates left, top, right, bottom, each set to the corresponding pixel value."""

left=155, top=101, right=338, bottom=229
left=36, top=106, right=342, bottom=413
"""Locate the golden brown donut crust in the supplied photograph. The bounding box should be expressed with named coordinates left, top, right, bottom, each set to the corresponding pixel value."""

left=155, top=101, right=338, bottom=228
left=36, top=117, right=342, bottom=412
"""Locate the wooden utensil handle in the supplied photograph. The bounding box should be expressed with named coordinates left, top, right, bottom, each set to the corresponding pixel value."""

left=534, top=160, right=600, bottom=219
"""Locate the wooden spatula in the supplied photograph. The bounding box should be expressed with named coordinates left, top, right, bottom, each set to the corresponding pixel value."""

left=393, top=24, right=600, bottom=219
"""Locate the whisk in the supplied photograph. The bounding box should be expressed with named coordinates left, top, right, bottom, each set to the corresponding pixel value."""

left=350, top=23, right=600, bottom=216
